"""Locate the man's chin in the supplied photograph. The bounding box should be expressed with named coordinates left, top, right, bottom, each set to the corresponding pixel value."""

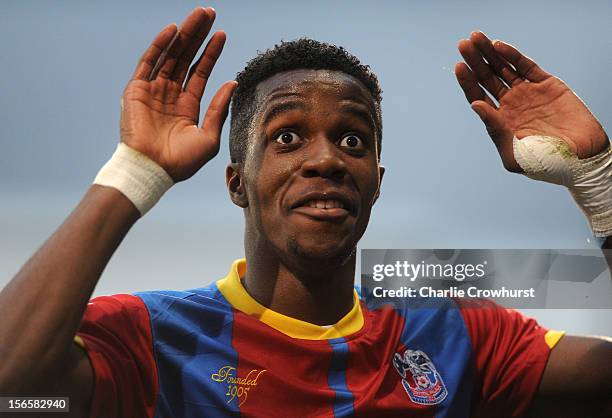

left=286, top=236, right=356, bottom=267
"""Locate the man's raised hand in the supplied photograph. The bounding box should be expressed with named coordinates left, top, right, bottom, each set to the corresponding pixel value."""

left=120, top=7, right=237, bottom=182
left=455, top=31, right=609, bottom=172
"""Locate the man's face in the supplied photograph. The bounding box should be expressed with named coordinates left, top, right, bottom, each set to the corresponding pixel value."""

left=239, top=69, right=384, bottom=264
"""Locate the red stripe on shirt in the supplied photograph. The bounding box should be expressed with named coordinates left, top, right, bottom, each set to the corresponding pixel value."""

left=77, top=294, right=157, bottom=418
left=346, top=303, right=435, bottom=418
left=231, top=310, right=337, bottom=417
left=457, top=298, right=552, bottom=418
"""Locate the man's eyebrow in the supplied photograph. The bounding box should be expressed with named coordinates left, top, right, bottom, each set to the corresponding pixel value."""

left=338, top=101, right=376, bottom=128
left=261, top=101, right=307, bottom=126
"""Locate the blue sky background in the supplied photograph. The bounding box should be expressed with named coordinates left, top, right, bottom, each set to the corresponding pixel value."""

left=1, top=0, right=610, bottom=334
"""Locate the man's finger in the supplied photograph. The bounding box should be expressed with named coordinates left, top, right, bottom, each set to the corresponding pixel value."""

left=470, top=31, right=523, bottom=87
left=171, top=7, right=216, bottom=83
left=200, top=81, right=238, bottom=155
left=155, top=8, right=211, bottom=80
left=132, top=23, right=178, bottom=80
left=458, top=39, right=508, bottom=100
left=493, top=41, right=551, bottom=82
left=184, top=31, right=227, bottom=102
left=454, top=62, right=497, bottom=108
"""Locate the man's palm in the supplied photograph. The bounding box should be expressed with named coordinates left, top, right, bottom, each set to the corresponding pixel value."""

left=500, top=77, right=605, bottom=158
left=122, top=78, right=219, bottom=181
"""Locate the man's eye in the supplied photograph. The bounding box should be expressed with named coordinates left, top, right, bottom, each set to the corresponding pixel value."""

left=339, top=134, right=364, bottom=149
left=275, top=131, right=301, bottom=145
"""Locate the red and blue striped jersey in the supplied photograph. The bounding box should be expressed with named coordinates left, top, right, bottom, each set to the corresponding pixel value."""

left=76, top=259, right=564, bottom=418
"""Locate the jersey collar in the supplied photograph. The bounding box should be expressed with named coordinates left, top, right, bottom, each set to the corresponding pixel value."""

left=217, top=259, right=364, bottom=340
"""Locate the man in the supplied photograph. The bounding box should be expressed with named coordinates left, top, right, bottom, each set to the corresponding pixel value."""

left=0, top=6, right=610, bottom=418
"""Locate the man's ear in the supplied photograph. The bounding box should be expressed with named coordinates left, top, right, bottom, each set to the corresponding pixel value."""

left=226, top=163, right=249, bottom=208
left=373, top=165, right=385, bottom=205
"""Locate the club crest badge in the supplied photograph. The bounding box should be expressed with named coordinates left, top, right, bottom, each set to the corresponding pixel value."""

left=393, top=348, right=448, bottom=405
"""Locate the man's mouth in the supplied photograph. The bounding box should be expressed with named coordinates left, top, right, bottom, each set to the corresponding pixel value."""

left=303, top=199, right=345, bottom=209
left=290, top=192, right=355, bottom=221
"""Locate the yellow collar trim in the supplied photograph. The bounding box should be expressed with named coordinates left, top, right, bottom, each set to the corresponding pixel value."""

left=217, top=259, right=364, bottom=340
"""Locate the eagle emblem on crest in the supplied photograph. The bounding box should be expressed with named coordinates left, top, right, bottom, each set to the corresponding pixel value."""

left=393, top=348, right=448, bottom=405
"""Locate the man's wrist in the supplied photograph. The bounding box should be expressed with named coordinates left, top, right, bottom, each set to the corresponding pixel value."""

left=93, top=143, right=174, bottom=217
left=513, top=136, right=612, bottom=236
left=569, top=142, right=612, bottom=237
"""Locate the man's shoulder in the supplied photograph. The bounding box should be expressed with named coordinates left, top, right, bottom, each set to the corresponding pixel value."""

left=134, top=281, right=232, bottom=316
left=135, top=282, right=220, bottom=301
left=84, top=282, right=232, bottom=331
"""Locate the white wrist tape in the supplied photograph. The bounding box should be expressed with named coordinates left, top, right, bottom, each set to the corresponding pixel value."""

left=513, top=135, right=612, bottom=237
left=94, top=143, right=174, bottom=216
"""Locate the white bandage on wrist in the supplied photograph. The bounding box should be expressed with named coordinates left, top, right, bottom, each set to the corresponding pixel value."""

left=94, top=143, right=174, bottom=216
left=513, top=135, right=612, bottom=237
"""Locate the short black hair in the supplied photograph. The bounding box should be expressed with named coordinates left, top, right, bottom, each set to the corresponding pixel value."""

left=229, top=38, right=383, bottom=163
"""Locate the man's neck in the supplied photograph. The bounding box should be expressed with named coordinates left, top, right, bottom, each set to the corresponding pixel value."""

left=242, top=247, right=357, bottom=326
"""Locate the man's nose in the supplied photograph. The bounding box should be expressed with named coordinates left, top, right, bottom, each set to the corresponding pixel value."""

left=300, top=137, right=347, bottom=180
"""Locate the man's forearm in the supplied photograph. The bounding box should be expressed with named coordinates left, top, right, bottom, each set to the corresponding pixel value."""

left=0, top=185, right=139, bottom=392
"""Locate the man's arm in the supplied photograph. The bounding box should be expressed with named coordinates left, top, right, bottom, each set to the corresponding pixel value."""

left=0, top=7, right=235, bottom=415
left=527, top=335, right=612, bottom=418
left=455, top=32, right=612, bottom=416
left=0, top=186, right=138, bottom=414
left=455, top=31, right=611, bottom=251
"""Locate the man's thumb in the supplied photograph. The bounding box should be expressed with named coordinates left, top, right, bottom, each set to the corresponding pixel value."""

left=471, top=102, right=488, bottom=122
left=470, top=100, right=519, bottom=172
left=471, top=101, right=508, bottom=141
